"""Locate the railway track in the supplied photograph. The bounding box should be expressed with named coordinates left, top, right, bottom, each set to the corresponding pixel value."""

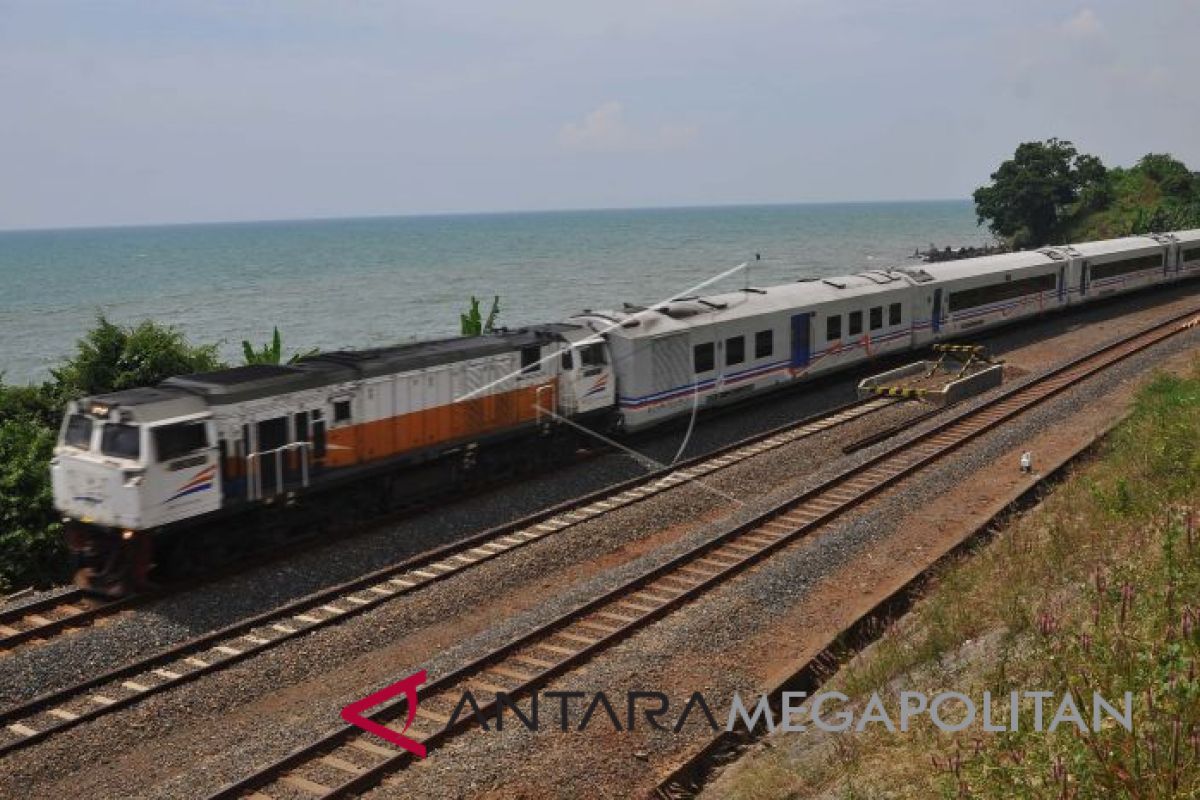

left=0, top=590, right=134, bottom=654
left=201, top=306, right=1199, bottom=800
left=0, top=395, right=896, bottom=757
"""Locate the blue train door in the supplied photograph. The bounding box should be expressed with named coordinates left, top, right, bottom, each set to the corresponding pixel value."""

left=931, top=288, right=943, bottom=334
left=790, top=313, right=810, bottom=367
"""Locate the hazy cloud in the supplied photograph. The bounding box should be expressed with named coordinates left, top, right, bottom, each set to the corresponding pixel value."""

left=0, top=1, right=1198, bottom=229
left=1061, top=8, right=1103, bottom=38
left=559, top=101, right=698, bottom=153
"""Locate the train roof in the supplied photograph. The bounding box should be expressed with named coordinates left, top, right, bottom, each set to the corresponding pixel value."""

left=163, top=363, right=343, bottom=404
left=1065, top=235, right=1165, bottom=258
left=162, top=325, right=579, bottom=403
left=1173, top=228, right=1200, bottom=244
left=573, top=271, right=914, bottom=338
left=299, top=326, right=571, bottom=379
left=78, top=386, right=209, bottom=423
left=899, top=251, right=1057, bottom=283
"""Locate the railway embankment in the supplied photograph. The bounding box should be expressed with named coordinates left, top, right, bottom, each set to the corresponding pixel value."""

left=703, top=359, right=1200, bottom=799
left=0, top=291, right=1194, bottom=799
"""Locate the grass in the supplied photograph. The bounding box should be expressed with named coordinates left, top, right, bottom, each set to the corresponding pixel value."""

left=722, top=362, right=1200, bottom=799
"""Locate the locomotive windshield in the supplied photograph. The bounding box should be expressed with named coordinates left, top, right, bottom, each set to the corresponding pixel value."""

left=100, top=422, right=141, bottom=461
left=62, top=414, right=93, bottom=450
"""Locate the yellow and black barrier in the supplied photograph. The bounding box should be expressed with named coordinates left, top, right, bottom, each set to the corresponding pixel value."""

left=931, top=343, right=988, bottom=356
left=869, top=385, right=929, bottom=399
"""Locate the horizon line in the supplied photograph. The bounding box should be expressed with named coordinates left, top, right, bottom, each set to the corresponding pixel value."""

left=0, top=197, right=972, bottom=236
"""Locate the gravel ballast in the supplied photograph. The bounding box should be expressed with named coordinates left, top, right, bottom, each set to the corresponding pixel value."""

left=0, top=286, right=1195, bottom=799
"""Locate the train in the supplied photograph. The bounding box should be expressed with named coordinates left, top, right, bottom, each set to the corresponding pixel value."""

left=51, top=229, right=1200, bottom=594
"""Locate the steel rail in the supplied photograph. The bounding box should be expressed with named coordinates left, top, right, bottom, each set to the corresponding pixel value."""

left=0, top=396, right=893, bottom=756
left=0, top=590, right=136, bottom=654
left=204, top=306, right=1199, bottom=800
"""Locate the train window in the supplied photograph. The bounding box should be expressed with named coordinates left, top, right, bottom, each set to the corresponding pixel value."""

left=726, top=335, right=745, bottom=366
left=848, top=310, right=863, bottom=336
left=869, top=307, right=883, bottom=331
left=100, top=423, right=141, bottom=461
left=520, top=346, right=541, bottom=374
left=949, top=273, right=1056, bottom=312
left=1184, top=246, right=1200, bottom=263
left=579, top=343, right=607, bottom=366
left=755, top=330, right=774, bottom=359
left=333, top=400, right=352, bottom=424
left=154, top=421, right=209, bottom=462
left=294, top=412, right=309, bottom=442
left=560, top=349, right=573, bottom=370
left=63, top=414, right=93, bottom=450
left=313, top=419, right=327, bottom=458
left=1091, top=254, right=1164, bottom=281
left=889, top=303, right=902, bottom=325
left=257, top=417, right=288, bottom=451
left=694, top=342, right=715, bottom=373
left=826, top=315, right=842, bottom=341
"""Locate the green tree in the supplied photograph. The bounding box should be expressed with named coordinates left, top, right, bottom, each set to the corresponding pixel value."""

left=0, top=316, right=224, bottom=590
left=1132, top=153, right=1196, bottom=202
left=51, top=315, right=222, bottom=398
left=241, top=327, right=318, bottom=365
left=0, top=419, right=60, bottom=592
left=973, top=138, right=1109, bottom=248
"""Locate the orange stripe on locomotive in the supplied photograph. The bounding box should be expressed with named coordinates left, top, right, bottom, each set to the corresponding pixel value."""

left=321, top=380, right=555, bottom=468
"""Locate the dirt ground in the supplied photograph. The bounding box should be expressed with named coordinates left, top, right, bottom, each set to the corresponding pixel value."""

left=4, top=288, right=1197, bottom=800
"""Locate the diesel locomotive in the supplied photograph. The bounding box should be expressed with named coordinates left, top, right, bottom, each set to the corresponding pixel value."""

left=51, top=229, right=1200, bottom=593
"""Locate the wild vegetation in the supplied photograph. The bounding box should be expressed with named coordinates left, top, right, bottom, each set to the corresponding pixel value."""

left=242, top=326, right=319, bottom=365
left=723, top=362, right=1200, bottom=799
left=461, top=295, right=501, bottom=336
left=0, top=317, right=305, bottom=593
left=974, top=139, right=1200, bottom=248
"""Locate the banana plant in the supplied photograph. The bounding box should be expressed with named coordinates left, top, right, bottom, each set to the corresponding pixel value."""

left=461, top=296, right=501, bottom=336
left=242, top=327, right=318, bottom=365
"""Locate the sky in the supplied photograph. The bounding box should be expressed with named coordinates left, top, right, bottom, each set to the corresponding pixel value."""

left=1, top=0, right=1197, bottom=230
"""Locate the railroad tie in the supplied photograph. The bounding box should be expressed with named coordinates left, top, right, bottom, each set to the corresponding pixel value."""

left=489, top=665, right=534, bottom=682
left=574, top=619, right=619, bottom=635
left=280, top=773, right=332, bottom=796
left=534, top=643, right=577, bottom=657
left=320, top=755, right=366, bottom=775
left=556, top=631, right=599, bottom=647
left=414, top=706, right=452, bottom=724
left=510, top=654, right=555, bottom=670
left=347, top=737, right=395, bottom=758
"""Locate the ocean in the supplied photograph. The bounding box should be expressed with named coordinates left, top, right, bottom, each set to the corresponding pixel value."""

left=0, top=201, right=989, bottom=385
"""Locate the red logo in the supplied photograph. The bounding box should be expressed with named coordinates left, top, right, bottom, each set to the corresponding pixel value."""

left=340, top=670, right=429, bottom=758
